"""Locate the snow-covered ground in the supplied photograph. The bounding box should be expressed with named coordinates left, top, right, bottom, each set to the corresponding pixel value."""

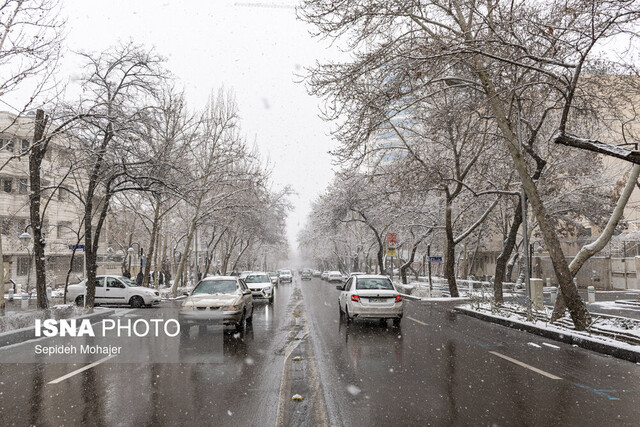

left=459, top=301, right=640, bottom=352
left=0, top=304, right=95, bottom=333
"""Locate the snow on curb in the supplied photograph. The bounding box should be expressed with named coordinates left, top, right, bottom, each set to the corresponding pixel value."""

left=455, top=305, right=640, bottom=363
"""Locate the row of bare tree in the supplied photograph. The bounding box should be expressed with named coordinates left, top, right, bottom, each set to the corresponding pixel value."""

left=0, top=0, right=291, bottom=310
left=297, top=0, right=640, bottom=330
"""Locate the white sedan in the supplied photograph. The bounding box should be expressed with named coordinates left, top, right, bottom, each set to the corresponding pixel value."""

left=66, top=275, right=161, bottom=308
left=336, top=275, right=403, bottom=325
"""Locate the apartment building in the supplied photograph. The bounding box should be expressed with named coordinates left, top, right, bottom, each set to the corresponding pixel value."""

left=0, top=111, right=119, bottom=293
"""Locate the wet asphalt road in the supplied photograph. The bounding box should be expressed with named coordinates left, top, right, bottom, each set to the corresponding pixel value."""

left=0, top=277, right=639, bottom=426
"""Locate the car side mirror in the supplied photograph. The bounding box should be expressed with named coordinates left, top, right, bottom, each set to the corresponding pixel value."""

left=243, top=290, right=251, bottom=295
left=182, top=291, right=189, bottom=296
left=335, top=285, right=343, bottom=291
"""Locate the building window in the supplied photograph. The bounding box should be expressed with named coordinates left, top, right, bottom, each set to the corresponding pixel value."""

left=0, top=139, right=4, bottom=149
left=71, top=256, right=83, bottom=273
left=58, top=187, right=69, bottom=201
left=4, top=139, right=14, bottom=152
left=2, top=177, right=12, bottom=193
left=17, top=257, right=30, bottom=276
left=0, top=217, right=10, bottom=234
left=18, top=178, right=28, bottom=195
left=57, top=221, right=73, bottom=239
left=21, top=139, right=29, bottom=153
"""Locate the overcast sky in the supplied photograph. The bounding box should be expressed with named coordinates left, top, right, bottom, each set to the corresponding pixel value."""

left=62, top=0, right=339, bottom=257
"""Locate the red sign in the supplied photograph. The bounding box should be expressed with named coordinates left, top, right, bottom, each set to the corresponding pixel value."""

left=386, top=233, right=397, bottom=244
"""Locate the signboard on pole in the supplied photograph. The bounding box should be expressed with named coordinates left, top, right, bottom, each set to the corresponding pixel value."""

left=386, top=233, right=397, bottom=257
left=68, top=244, right=85, bottom=252
left=428, top=256, right=442, bottom=263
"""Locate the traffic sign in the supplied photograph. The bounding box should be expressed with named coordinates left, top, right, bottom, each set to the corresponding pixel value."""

left=68, top=244, right=85, bottom=252
left=428, top=256, right=442, bottom=263
left=386, top=233, right=397, bottom=257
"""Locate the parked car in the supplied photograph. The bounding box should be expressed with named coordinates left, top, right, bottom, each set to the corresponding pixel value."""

left=321, top=271, right=329, bottom=281
left=327, top=271, right=343, bottom=283
left=242, top=272, right=274, bottom=303
left=312, top=270, right=322, bottom=277
left=301, top=269, right=312, bottom=280
left=268, top=272, right=279, bottom=285
left=278, top=269, right=293, bottom=283
left=179, top=276, right=253, bottom=333
left=336, top=275, right=403, bottom=326
left=66, top=275, right=162, bottom=308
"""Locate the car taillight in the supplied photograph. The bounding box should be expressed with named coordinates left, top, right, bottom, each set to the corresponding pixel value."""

left=395, top=295, right=402, bottom=303
left=351, top=295, right=360, bottom=302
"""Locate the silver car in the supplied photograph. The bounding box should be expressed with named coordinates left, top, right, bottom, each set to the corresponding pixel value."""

left=336, top=275, right=403, bottom=325
left=179, top=276, right=254, bottom=333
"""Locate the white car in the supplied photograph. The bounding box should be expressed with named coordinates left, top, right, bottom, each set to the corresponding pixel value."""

left=66, top=275, right=161, bottom=308
left=336, top=275, right=403, bottom=325
left=241, top=272, right=274, bottom=303
left=327, top=271, right=343, bottom=283
left=278, top=269, right=293, bottom=283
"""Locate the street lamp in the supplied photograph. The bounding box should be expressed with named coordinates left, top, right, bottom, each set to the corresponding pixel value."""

left=19, top=231, right=32, bottom=294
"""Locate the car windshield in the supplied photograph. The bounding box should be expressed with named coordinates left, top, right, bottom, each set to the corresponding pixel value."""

left=281, top=270, right=291, bottom=275
left=268, top=272, right=277, bottom=277
left=244, top=274, right=270, bottom=283
left=356, top=278, right=394, bottom=290
left=192, top=280, right=238, bottom=295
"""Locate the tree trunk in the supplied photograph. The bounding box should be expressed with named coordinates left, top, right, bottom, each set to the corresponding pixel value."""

left=142, top=198, right=161, bottom=287
left=400, top=244, right=419, bottom=285
left=30, top=109, right=48, bottom=310
left=494, top=200, right=522, bottom=304
left=0, top=225, right=4, bottom=311
left=444, top=197, right=459, bottom=297
left=171, top=196, right=202, bottom=296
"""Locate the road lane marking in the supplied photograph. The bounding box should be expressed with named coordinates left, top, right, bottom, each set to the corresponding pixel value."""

left=407, top=316, right=430, bottom=326
left=489, top=351, right=562, bottom=380
left=48, top=355, right=116, bottom=384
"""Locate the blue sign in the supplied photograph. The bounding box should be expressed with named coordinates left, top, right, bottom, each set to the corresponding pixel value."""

left=428, top=256, right=442, bottom=263
left=68, top=244, right=85, bottom=252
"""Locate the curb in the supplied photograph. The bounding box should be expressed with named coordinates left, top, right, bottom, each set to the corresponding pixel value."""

left=0, top=308, right=115, bottom=348
left=615, top=300, right=640, bottom=308
left=454, top=306, right=640, bottom=364
left=399, top=293, right=422, bottom=301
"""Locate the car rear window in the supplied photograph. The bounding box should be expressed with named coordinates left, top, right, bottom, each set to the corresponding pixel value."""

left=192, top=280, right=238, bottom=295
left=356, top=278, right=394, bottom=290
left=245, top=274, right=270, bottom=283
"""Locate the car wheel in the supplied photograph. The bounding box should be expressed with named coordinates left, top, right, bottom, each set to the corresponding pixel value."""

left=269, top=294, right=274, bottom=304
left=345, top=305, right=351, bottom=323
left=236, top=310, right=246, bottom=332
left=129, top=296, right=144, bottom=308
left=393, top=317, right=402, bottom=327
left=339, top=303, right=344, bottom=317
left=75, top=295, right=84, bottom=306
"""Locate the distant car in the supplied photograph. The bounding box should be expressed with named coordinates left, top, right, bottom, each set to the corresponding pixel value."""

left=321, top=271, right=329, bottom=281
left=243, top=272, right=274, bottom=303
left=336, top=274, right=403, bottom=326
left=179, top=276, right=253, bottom=333
left=312, top=270, right=321, bottom=277
left=327, top=271, right=343, bottom=283
left=66, top=275, right=161, bottom=308
left=301, top=269, right=312, bottom=280
left=278, top=270, right=293, bottom=283
left=268, top=272, right=279, bottom=285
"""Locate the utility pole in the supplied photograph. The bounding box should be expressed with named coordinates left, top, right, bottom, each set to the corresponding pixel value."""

left=427, top=244, right=433, bottom=295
